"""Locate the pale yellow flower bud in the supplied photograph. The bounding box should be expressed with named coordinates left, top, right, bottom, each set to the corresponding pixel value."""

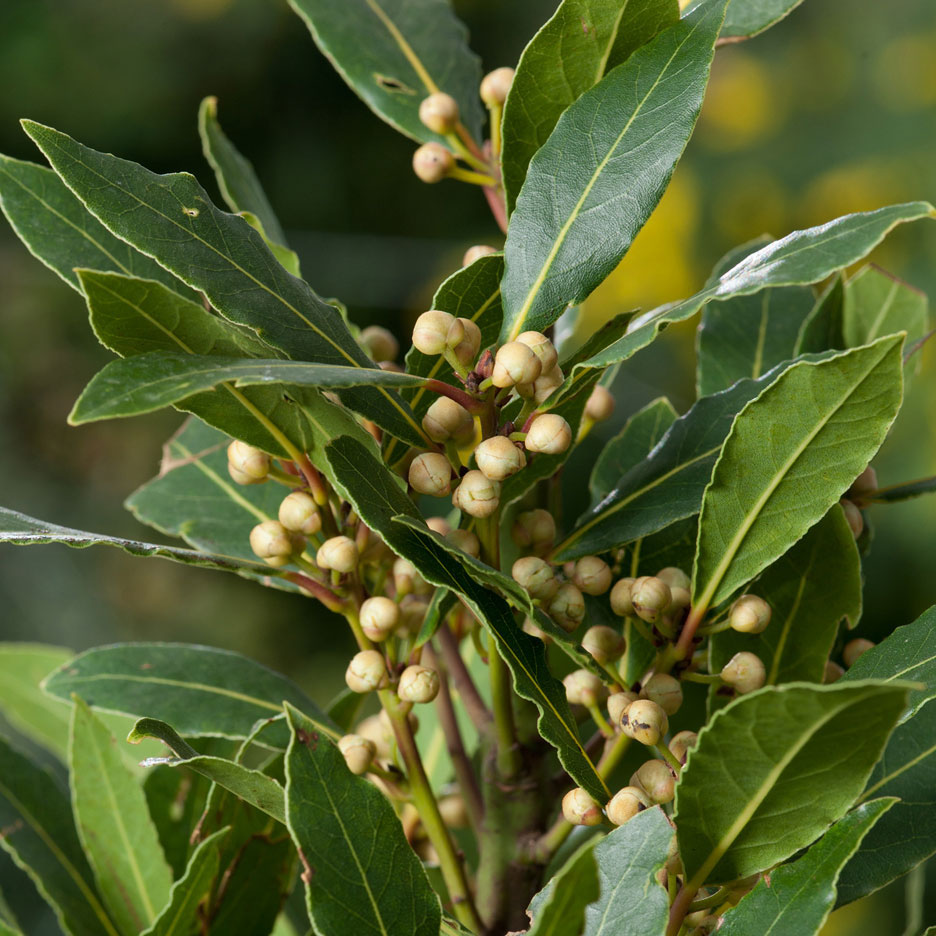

left=345, top=650, right=388, bottom=693
left=532, top=365, right=564, bottom=403
left=409, top=452, right=453, bottom=497
left=511, top=509, right=556, bottom=550
left=511, top=556, right=558, bottom=600
left=610, top=578, right=636, bottom=617
left=561, top=787, right=602, bottom=826
left=418, top=92, right=459, bottom=135
left=475, top=436, right=526, bottom=481
left=563, top=669, right=606, bottom=706
left=462, top=244, right=497, bottom=266
left=249, top=520, right=294, bottom=561
left=606, top=786, right=649, bottom=826
left=451, top=318, right=482, bottom=367
left=525, top=414, right=572, bottom=455
left=452, top=470, right=500, bottom=518
left=412, top=310, right=464, bottom=355
left=573, top=556, right=612, bottom=596
left=843, top=638, right=875, bottom=668
left=582, top=625, right=625, bottom=664
left=338, top=734, right=376, bottom=775
left=621, top=699, right=668, bottom=746
left=585, top=384, right=615, bottom=422
left=278, top=490, right=321, bottom=536
left=493, top=341, right=541, bottom=388
left=668, top=730, right=698, bottom=764
left=656, top=567, right=691, bottom=591
left=630, top=576, right=672, bottom=624
left=360, top=596, right=399, bottom=642
left=633, top=759, right=676, bottom=804
left=398, top=665, right=440, bottom=704
left=516, top=331, right=558, bottom=373
left=446, top=528, right=481, bottom=558
left=547, top=582, right=586, bottom=632
left=227, top=439, right=271, bottom=483
left=720, top=652, right=766, bottom=694
left=358, top=325, right=399, bottom=363
left=729, top=594, right=772, bottom=634
left=480, top=67, right=515, bottom=106
left=422, top=396, right=473, bottom=443
left=316, top=535, right=358, bottom=573
left=640, top=673, right=683, bottom=715
left=608, top=691, right=639, bottom=727
left=412, top=143, right=454, bottom=184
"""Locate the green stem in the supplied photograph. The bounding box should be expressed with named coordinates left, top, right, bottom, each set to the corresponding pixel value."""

left=680, top=671, right=722, bottom=686
left=587, top=702, right=615, bottom=739
left=687, top=887, right=730, bottom=912
left=655, top=740, right=683, bottom=774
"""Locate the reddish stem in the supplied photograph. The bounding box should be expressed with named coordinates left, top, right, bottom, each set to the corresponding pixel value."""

left=666, top=882, right=698, bottom=936
left=426, top=378, right=486, bottom=415
left=284, top=572, right=345, bottom=613
left=483, top=185, right=508, bottom=235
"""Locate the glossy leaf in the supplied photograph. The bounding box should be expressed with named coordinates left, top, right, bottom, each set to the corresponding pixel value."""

left=718, top=798, right=896, bottom=936
left=692, top=335, right=904, bottom=611
left=287, top=0, right=483, bottom=144
left=22, top=121, right=427, bottom=448
left=0, top=154, right=193, bottom=298
left=240, top=210, right=302, bottom=277
left=0, top=735, right=120, bottom=936
left=43, top=643, right=337, bottom=748
left=323, top=435, right=608, bottom=801
left=501, top=0, right=679, bottom=215
left=722, top=0, right=807, bottom=39
left=284, top=703, right=441, bottom=936
left=843, top=264, right=929, bottom=350
left=198, top=96, right=287, bottom=247
left=673, top=680, right=908, bottom=887
left=526, top=838, right=599, bottom=936
left=709, top=506, right=862, bottom=691
left=795, top=274, right=846, bottom=356
left=500, top=0, right=727, bottom=342
left=69, top=699, right=172, bottom=936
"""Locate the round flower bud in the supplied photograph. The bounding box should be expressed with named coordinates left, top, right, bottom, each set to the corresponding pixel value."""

left=227, top=439, right=271, bottom=482
left=824, top=660, right=845, bottom=683
left=608, top=691, right=639, bottom=727
left=516, top=331, right=558, bottom=373
left=511, top=509, right=556, bottom=550
left=606, top=786, right=649, bottom=826
left=475, top=436, right=526, bottom=481
left=621, top=699, right=668, bottom=746
left=610, top=578, right=636, bottom=617
left=729, top=594, right=772, bottom=634
left=633, top=759, right=676, bottom=804
left=422, top=396, right=474, bottom=443
left=316, top=535, right=359, bottom=573
left=720, top=651, right=766, bottom=694
left=573, top=556, right=612, bottom=596
left=360, top=596, right=399, bottom=642
left=532, top=365, right=564, bottom=403
left=630, top=576, right=672, bottom=625
left=463, top=244, right=497, bottom=266
left=452, top=470, right=500, bottom=518
left=356, top=714, right=393, bottom=760
left=398, top=665, right=440, bottom=704
left=841, top=499, right=864, bottom=539
left=547, top=583, right=586, bottom=632
left=511, top=556, right=559, bottom=600
left=447, top=528, right=481, bottom=558
left=409, top=452, right=453, bottom=497
left=561, top=787, right=602, bottom=827
left=359, top=325, right=399, bottom=363
left=668, top=730, right=698, bottom=764
left=412, top=143, right=454, bottom=183
left=338, top=734, right=376, bottom=775
left=278, top=490, right=322, bottom=536
left=582, top=625, right=625, bottom=664
left=393, top=557, right=430, bottom=597
left=668, top=586, right=691, bottom=613
left=418, top=92, right=459, bottom=134
left=412, top=309, right=464, bottom=356
left=848, top=465, right=878, bottom=501
left=843, top=638, right=875, bottom=668
left=438, top=794, right=469, bottom=828
left=451, top=318, right=482, bottom=367
left=563, top=669, right=606, bottom=707
left=345, top=650, right=388, bottom=693
left=640, top=673, right=683, bottom=716
left=480, top=67, right=515, bottom=106
left=656, top=567, right=691, bottom=591
left=525, top=414, right=572, bottom=455
left=585, top=384, right=615, bottom=423
left=249, top=520, right=295, bottom=561
left=426, top=516, right=451, bottom=536
left=492, top=341, right=542, bottom=388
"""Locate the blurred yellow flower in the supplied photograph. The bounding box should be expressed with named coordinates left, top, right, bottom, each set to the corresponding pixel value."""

left=872, top=33, right=936, bottom=110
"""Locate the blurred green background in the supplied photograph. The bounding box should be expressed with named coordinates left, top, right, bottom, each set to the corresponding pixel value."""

left=0, top=0, right=934, bottom=932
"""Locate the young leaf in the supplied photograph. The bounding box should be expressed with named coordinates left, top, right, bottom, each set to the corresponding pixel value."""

left=717, top=798, right=896, bottom=936
left=140, top=828, right=229, bottom=936
left=198, top=96, right=287, bottom=247
left=0, top=154, right=194, bottom=299
left=525, top=837, right=599, bottom=936
left=42, top=643, right=338, bottom=748
left=692, top=335, right=904, bottom=612
left=287, top=0, right=483, bottom=144
left=721, top=0, right=807, bottom=39
left=283, top=703, right=442, bottom=936
left=501, top=0, right=679, bottom=215
left=795, top=275, right=846, bottom=356
left=0, top=735, right=120, bottom=936
left=673, top=680, right=909, bottom=887
left=709, top=505, right=862, bottom=689
left=843, top=264, right=929, bottom=350
left=69, top=699, right=173, bottom=936
left=21, top=121, right=428, bottom=449
left=499, top=0, right=728, bottom=342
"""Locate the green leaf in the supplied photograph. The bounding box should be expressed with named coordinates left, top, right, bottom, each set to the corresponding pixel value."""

left=573, top=203, right=936, bottom=376
left=287, top=0, right=483, bottom=145
left=0, top=735, right=120, bottom=936
left=128, top=717, right=286, bottom=824
left=240, top=211, right=302, bottom=278
left=842, top=604, right=936, bottom=721
left=673, top=680, right=909, bottom=887
left=21, top=121, right=428, bottom=449
left=582, top=807, right=673, bottom=935
left=709, top=505, right=862, bottom=690
left=198, top=96, right=287, bottom=247
left=42, top=643, right=338, bottom=748
left=141, top=828, right=228, bottom=936
left=413, top=588, right=458, bottom=650
left=0, top=154, right=193, bottom=299
left=70, top=351, right=425, bottom=425
left=499, top=0, right=727, bottom=342
left=692, top=335, right=904, bottom=611
left=843, top=264, right=929, bottom=350
left=722, top=0, right=807, bottom=39
left=869, top=474, right=936, bottom=503
left=322, top=435, right=609, bottom=801
left=795, top=274, right=846, bottom=356
left=325, top=688, right=368, bottom=734
left=501, top=0, right=679, bottom=215
left=525, top=837, right=599, bottom=936
left=69, top=699, right=172, bottom=936
left=718, top=798, right=896, bottom=936
left=589, top=397, right=678, bottom=505
left=284, top=703, right=441, bottom=936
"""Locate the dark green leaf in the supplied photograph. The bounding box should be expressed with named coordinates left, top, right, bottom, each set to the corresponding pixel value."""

left=325, top=688, right=368, bottom=734
left=674, top=680, right=908, bottom=887
left=413, top=588, right=458, bottom=650
left=870, top=474, right=936, bottom=503
left=284, top=703, right=441, bottom=936
left=718, top=798, right=896, bottom=936
left=287, top=0, right=483, bottom=144
left=692, top=335, right=904, bottom=611
left=795, top=274, right=845, bottom=356
left=0, top=735, right=120, bottom=936
left=500, top=0, right=727, bottom=341
left=722, top=0, right=807, bottom=39
left=843, top=264, right=929, bottom=349
left=240, top=210, right=302, bottom=277
left=501, top=0, right=679, bottom=215
left=525, top=837, right=599, bottom=936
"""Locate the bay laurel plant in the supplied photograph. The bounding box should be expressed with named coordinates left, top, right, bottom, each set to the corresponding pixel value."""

left=1, top=0, right=935, bottom=934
